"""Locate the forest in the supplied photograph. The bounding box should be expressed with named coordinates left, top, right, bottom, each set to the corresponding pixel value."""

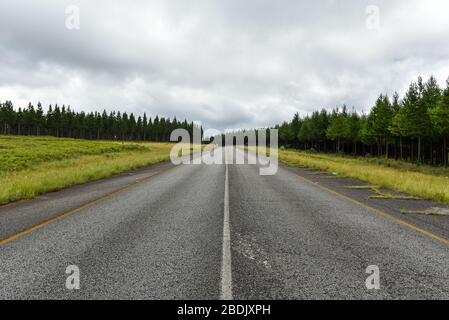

left=276, top=76, right=449, bottom=166
left=0, top=102, right=198, bottom=142
left=2, top=75, right=449, bottom=166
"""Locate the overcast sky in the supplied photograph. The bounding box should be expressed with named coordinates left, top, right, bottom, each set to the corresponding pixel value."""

left=1, top=0, right=448, bottom=130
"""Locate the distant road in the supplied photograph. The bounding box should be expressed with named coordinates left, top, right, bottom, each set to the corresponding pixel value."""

left=0, top=147, right=448, bottom=299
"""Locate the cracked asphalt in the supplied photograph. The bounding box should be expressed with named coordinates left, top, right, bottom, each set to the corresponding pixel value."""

left=0, top=147, right=448, bottom=299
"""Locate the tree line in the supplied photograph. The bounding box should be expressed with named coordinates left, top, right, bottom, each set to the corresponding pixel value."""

left=0, top=101, right=199, bottom=142
left=276, top=75, right=449, bottom=166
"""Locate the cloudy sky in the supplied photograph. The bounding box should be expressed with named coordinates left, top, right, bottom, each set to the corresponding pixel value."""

left=0, top=0, right=449, bottom=130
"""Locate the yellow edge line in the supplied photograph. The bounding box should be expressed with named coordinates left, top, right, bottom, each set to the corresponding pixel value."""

left=0, top=165, right=176, bottom=246
left=281, top=166, right=449, bottom=246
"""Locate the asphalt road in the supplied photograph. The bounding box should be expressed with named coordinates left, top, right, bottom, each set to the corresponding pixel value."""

left=0, top=147, right=449, bottom=299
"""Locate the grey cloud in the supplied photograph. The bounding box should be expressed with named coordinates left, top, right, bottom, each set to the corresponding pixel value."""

left=1, top=0, right=449, bottom=130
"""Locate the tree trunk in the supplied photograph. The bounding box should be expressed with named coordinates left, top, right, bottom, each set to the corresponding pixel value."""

left=430, top=141, right=433, bottom=165
left=385, top=140, right=389, bottom=159
left=417, top=137, right=421, bottom=164
left=445, top=137, right=448, bottom=167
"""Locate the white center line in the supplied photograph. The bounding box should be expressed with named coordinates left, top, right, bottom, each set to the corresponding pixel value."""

left=220, top=147, right=233, bottom=300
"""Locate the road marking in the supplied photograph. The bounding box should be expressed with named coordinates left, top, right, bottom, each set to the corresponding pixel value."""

left=283, top=166, right=449, bottom=246
left=220, top=148, right=233, bottom=300
left=0, top=165, right=176, bottom=246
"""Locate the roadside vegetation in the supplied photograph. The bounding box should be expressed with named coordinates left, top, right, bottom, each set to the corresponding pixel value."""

left=0, top=136, right=173, bottom=205
left=0, top=101, right=199, bottom=142
left=279, top=149, right=449, bottom=204
left=276, top=75, right=449, bottom=166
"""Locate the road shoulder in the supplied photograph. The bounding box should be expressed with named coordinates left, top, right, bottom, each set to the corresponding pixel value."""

left=0, top=161, right=175, bottom=242
left=282, top=163, right=449, bottom=244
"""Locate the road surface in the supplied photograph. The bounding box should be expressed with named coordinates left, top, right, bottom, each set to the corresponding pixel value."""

left=0, top=147, right=448, bottom=299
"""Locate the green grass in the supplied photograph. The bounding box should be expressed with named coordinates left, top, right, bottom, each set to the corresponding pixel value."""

left=280, top=149, right=449, bottom=204
left=0, top=135, right=145, bottom=172
left=0, top=136, right=174, bottom=205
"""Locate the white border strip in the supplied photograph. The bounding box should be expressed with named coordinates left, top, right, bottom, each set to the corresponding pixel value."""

left=220, top=148, right=233, bottom=300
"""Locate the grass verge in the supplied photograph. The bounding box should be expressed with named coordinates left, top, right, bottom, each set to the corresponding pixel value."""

left=0, top=136, right=174, bottom=205
left=279, top=149, right=449, bottom=204
left=401, top=208, right=449, bottom=216
left=344, top=185, right=421, bottom=200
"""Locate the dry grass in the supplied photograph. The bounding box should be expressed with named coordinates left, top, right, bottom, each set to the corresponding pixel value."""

left=401, top=208, right=449, bottom=216
left=280, top=150, right=449, bottom=204
left=344, top=185, right=422, bottom=200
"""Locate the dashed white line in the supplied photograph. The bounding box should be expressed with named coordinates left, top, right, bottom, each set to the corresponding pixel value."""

left=220, top=148, right=233, bottom=300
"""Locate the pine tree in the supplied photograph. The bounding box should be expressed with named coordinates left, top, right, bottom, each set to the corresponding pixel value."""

left=298, top=116, right=312, bottom=147
left=36, top=102, right=44, bottom=136
left=279, top=121, right=295, bottom=146
left=393, top=81, right=424, bottom=162
left=369, top=94, right=394, bottom=157
left=360, top=114, right=376, bottom=152
left=142, top=113, right=148, bottom=141
left=344, top=111, right=361, bottom=154
left=429, top=78, right=449, bottom=166
left=290, top=113, right=301, bottom=147
left=326, top=106, right=348, bottom=153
